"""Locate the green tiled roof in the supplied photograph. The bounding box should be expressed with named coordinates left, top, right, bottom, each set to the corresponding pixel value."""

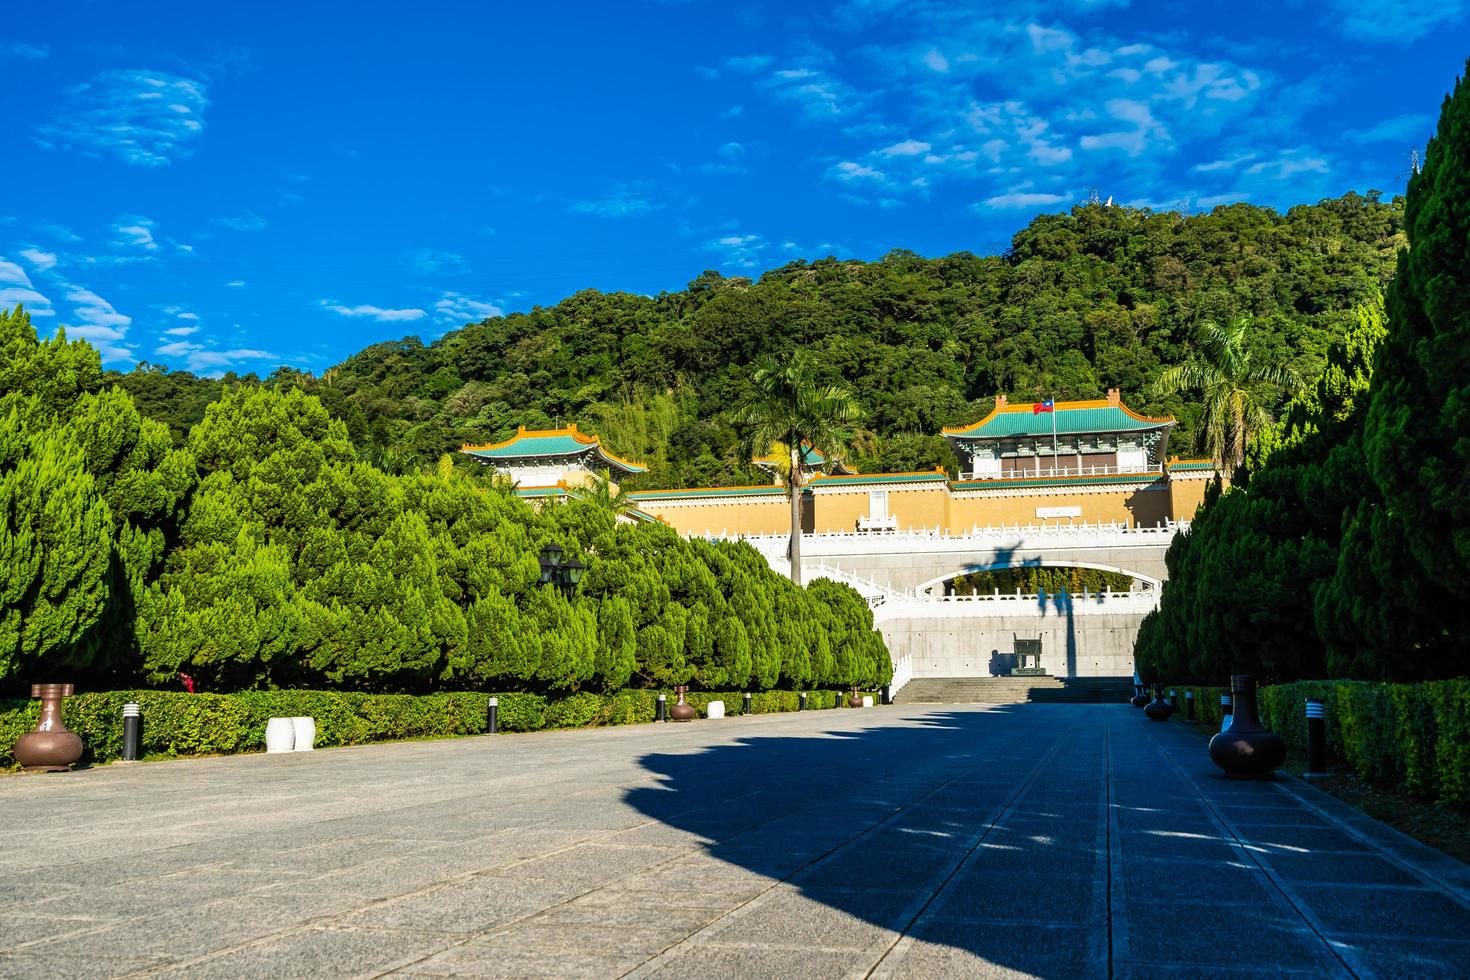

left=1167, top=460, right=1216, bottom=472
left=944, top=401, right=1173, bottom=440
left=461, top=426, right=647, bottom=474
left=807, top=472, right=948, bottom=488
left=629, top=486, right=786, bottom=501
left=953, top=473, right=1165, bottom=491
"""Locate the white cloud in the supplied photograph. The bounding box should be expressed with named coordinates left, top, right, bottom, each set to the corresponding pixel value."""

left=717, top=141, right=745, bottom=160
left=1244, top=152, right=1329, bottom=179
left=0, top=258, right=34, bottom=287
left=114, top=216, right=159, bottom=251
left=0, top=287, right=54, bottom=315
left=977, top=190, right=1071, bottom=210
left=1323, top=0, right=1467, bottom=42
left=20, top=248, right=58, bottom=270
left=880, top=139, right=932, bottom=157
left=224, top=280, right=246, bottom=288
left=38, top=69, right=209, bottom=167
left=410, top=249, right=468, bottom=275
left=703, top=232, right=766, bottom=270
left=1344, top=114, right=1432, bottom=145
left=922, top=49, right=949, bottom=73
left=319, top=300, right=427, bottom=321
left=569, top=184, right=662, bottom=218
left=60, top=285, right=135, bottom=362
left=0, top=42, right=49, bottom=60
left=724, top=54, right=774, bottom=73
left=215, top=213, right=267, bottom=232
left=154, top=338, right=279, bottom=374
left=435, top=291, right=504, bottom=323
left=828, top=161, right=887, bottom=182
left=163, top=325, right=200, bottom=337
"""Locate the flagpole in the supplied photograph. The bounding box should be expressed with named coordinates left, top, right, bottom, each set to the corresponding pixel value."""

left=1051, top=396, right=1058, bottom=475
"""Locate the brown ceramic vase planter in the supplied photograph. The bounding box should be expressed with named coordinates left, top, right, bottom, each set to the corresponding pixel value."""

left=1143, top=685, right=1174, bottom=721
left=1208, top=674, right=1286, bottom=777
left=848, top=688, right=863, bottom=708
left=669, top=685, right=696, bottom=722
left=13, top=684, right=85, bottom=772
left=1129, top=686, right=1149, bottom=708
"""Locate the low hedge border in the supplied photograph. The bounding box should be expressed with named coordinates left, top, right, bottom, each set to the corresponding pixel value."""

left=1158, top=679, right=1470, bottom=807
left=1, top=688, right=878, bottom=770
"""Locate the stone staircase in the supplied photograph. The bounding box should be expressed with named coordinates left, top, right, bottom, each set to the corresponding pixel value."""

left=892, top=676, right=1133, bottom=705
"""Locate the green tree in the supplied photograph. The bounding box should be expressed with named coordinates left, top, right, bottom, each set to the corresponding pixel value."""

left=1362, top=60, right=1470, bottom=600
left=1153, top=318, right=1298, bottom=469
left=732, top=350, right=862, bottom=585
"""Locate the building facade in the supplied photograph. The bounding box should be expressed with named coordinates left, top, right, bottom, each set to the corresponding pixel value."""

left=460, top=393, right=1218, bottom=537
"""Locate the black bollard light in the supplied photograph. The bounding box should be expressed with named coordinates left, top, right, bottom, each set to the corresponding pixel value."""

left=1169, top=688, right=1179, bottom=713
left=881, top=684, right=891, bottom=705
left=656, top=693, right=667, bottom=723
left=1185, top=690, right=1196, bottom=723
left=799, top=691, right=808, bottom=711
left=743, top=692, right=752, bottom=716
left=1304, top=698, right=1327, bottom=780
left=121, top=701, right=142, bottom=762
left=487, top=697, right=499, bottom=735
left=1219, top=693, right=1232, bottom=732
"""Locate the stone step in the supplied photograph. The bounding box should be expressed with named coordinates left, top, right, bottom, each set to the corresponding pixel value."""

left=893, top=676, right=1132, bottom=705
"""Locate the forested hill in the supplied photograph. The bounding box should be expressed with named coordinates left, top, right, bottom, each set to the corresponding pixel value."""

left=112, top=192, right=1404, bottom=488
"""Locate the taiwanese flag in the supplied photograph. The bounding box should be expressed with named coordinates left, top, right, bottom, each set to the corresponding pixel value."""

left=1033, top=398, right=1055, bottom=415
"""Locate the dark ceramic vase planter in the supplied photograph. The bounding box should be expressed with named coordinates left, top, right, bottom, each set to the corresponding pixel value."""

left=1144, top=686, right=1174, bottom=721
left=669, top=685, right=696, bottom=722
left=1208, top=674, right=1286, bottom=777
left=1129, top=686, right=1149, bottom=708
left=13, top=684, right=84, bottom=772
left=848, top=688, right=863, bottom=708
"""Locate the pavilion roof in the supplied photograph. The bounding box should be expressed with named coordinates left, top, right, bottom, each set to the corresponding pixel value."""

left=460, top=424, right=647, bottom=474
left=943, top=394, right=1173, bottom=441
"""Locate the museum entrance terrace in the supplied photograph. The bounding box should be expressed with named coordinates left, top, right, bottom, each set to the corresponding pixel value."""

left=711, top=520, right=1184, bottom=595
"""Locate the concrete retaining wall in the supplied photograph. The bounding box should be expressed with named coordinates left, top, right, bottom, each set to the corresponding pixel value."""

left=880, top=611, right=1143, bottom=679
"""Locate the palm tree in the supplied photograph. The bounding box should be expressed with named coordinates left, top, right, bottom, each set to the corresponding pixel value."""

left=580, top=472, right=636, bottom=518
left=732, top=351, right=862, bottom=585
left=1153, top=318, right=1298, bottom=469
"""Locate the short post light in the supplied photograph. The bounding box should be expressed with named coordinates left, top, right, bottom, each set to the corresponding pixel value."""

left=799, top=691, right=808, bottom=711
left=1168, top=688, right=1179, bottom=713
left=487, top=696, right=499, bottom=735
left=743, top=692, right=752, bottom=716
left=1304, top=698, right=1327, bottom=780
left=1184, top=690, right=1196, bottom=724
left=656, top=693, right=667, bottom=722
left=121, top=702, right=142, bottom=762
left=1219, top=693, right=1232, bottom=733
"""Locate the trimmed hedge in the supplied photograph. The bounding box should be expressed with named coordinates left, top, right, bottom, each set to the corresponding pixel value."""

left=1162, top=679, right=1470, bottom=806
left=1, top=688, right=878, bottom=770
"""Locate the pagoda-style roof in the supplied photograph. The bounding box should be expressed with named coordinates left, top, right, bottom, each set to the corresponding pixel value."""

left=751, top=442, right=854, bottom=476
left=806, top=468, right=949, bottom=488
left=943, top=390, right=1173, bottom=441
left=460, top=424, right=647, bottom=475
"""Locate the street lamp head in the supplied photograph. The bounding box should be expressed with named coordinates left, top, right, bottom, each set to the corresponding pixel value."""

left=540, top=541, right=564, bottom=566
left=563, top=558, right=586, bottom=586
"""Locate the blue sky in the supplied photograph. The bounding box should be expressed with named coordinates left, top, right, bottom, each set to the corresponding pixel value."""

left=1, top=1, right=1465, bottom=375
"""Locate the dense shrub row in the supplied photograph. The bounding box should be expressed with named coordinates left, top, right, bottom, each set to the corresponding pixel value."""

left=0, top=688, right=876, bottom=769
left=1160, top=679, right=1469, bottom=806
left=2, top=307, right=891, bottom=696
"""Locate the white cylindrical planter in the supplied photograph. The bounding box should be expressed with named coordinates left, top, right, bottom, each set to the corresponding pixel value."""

left=862, top=696, right=874, bottom=708
left=706, top=700, right=725, bottom=719
left=265, top=717, right=295, bottom=754
left=292, top=716, right=316, bottom=752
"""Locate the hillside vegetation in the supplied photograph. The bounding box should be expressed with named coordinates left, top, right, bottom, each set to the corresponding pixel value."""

left=113, top=193, right=1403, bottom=485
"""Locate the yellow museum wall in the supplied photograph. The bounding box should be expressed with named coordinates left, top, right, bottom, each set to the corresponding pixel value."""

left=810, top=485, right=950, bottom=532
left=1168, top=478, right=1211, bottom=522
left=636, top=499, right=789, bottom=537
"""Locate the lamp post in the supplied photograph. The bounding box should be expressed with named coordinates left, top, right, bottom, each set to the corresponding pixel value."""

left=538, top=542, right=585, bottom=598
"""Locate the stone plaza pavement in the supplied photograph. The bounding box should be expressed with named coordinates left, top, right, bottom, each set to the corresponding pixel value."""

left=2, top=705, right=1469, bottom=978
